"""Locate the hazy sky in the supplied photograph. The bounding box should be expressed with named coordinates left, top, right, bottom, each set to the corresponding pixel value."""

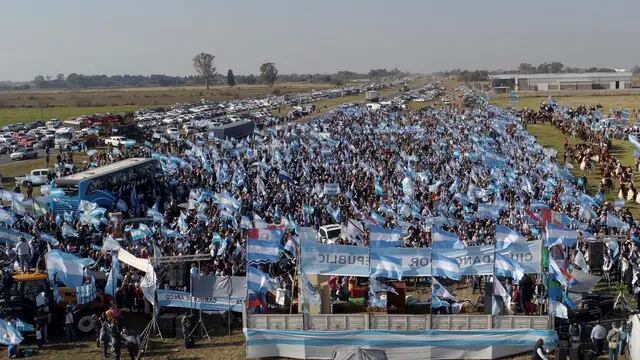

left=1, top=0, right=639, bottom=81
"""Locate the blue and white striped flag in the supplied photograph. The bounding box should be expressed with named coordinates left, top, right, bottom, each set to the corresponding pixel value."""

left=606, top=212, right=630, bottom=230
left=369, top=226, right=402, bottom=248
left=476, top=203, right=500, bottom=220
left=431, top=251, right=461, bottom=280
left=545, top=224, right=577, bottom=247
left=495, top=225, right=526, bottom=250
left=495, top=252, right=525, bottom=282
left=370, top=252, right=403, bottom=280
left=75, top=277, right=97, bottom=304
left=105, top=255, right=120, bottom=297
left=247, top=266, right=274, bottom=295
left=431, top=227, right=465, bottom=250
left=432, top=277, right=457, bottom=301
left=300, top=269, right=320, bottom=305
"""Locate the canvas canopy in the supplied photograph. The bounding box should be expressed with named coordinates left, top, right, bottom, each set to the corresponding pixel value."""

left=332, top=347, right=388, bottom=360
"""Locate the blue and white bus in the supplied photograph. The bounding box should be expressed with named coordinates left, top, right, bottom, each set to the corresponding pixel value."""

left=51, top=158, right=161, bottom=213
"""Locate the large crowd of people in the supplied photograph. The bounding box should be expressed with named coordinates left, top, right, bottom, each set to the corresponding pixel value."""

left=1, top=88, right=639, bottom=358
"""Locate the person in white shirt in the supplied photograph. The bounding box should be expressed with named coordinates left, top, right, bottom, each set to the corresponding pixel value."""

left=591, top=321, right=607, bottom=355
left=14, top=237, right=30, bottom=273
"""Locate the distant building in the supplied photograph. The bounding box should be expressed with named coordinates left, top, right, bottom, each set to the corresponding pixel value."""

left=489, top=72, right=632, bottom=92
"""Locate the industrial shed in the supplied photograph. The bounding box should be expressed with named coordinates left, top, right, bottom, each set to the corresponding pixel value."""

left=490, top=71, right=632, bottom=92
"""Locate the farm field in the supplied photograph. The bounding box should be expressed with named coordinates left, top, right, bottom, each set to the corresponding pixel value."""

left=491, top=94, right=640, bottom=112
left=526, top=122, right=640, bottom=216
left=0, top=82, right=336, bottom=124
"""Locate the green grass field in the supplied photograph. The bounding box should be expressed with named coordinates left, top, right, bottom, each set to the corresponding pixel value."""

left=491, top=94, right=640, bottom=111
left=526, top=123, right=640, bottom=216
left=0, top=105, right=141, bottom=125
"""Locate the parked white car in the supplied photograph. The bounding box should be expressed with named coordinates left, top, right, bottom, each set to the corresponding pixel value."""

left=15, top=168, right=52, bottom=186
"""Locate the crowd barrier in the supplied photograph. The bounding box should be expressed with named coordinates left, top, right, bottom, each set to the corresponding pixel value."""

left=246, top=313, right=551, bottom=331
left=245, top=313, right=555, bottom=359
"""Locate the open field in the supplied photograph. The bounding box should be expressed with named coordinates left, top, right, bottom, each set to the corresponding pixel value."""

left=0, top=82, right=336, bottom=124
left=526, top=123, right=640, bottom=216
left=0, top=105, right=141, bottom=125
left=491, top=94, right=640, bottom=111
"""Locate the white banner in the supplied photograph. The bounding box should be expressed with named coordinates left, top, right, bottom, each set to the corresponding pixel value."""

left=117, top=248, right=149, bottom=273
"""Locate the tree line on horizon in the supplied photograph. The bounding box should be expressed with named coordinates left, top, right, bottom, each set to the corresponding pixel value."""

left=437, top=62, right=640, bottom=83
left=0, top=51, right=409, bottom=91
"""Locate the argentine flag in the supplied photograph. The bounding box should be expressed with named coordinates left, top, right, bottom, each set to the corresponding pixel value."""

left=495, top=225, right=526, bottom=250
left=431, top=251, right=461, bottom=280
left=545, top=224, right=577, bottom=247
left=370, top=252, right=403, bottom=280
left=494, top=252, right=525, bottom=282
left=431, top=227, right=465, bottom=250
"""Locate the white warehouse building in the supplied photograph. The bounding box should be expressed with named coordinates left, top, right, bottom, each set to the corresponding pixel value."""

left=490, top=71, right=632, bottom=92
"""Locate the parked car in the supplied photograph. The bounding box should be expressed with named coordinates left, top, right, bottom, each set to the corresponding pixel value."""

left=10, top=148, right=38, bottom=160
left=15, top=168, right=52, bottom=186
left=166, top=127, right=180, bottom=138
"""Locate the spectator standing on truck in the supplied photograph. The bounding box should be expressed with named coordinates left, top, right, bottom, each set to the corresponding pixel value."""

left=15, top=237, right=31, bottom=273
left=64, top=304, right=76, bottom=342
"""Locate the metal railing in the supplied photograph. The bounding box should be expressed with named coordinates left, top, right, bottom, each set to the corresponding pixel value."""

left=247, top=313, right=552, bottom=331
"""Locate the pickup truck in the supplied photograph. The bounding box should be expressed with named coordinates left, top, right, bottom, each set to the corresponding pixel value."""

left=15, top=168, right=51, bottom=186
left=104, top=136, right=135, bottom=147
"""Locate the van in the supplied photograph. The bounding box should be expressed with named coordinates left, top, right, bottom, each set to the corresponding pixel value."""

left=318, top=224, right=342, bottom=244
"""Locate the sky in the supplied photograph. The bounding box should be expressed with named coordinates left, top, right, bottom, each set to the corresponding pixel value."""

left=1, top=0, right=639, bottom=81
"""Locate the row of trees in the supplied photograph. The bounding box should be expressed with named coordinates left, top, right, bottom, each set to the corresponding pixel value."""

left=17, top=51, right=408, bottom=90
left=516, top=62, right=618, bottom=74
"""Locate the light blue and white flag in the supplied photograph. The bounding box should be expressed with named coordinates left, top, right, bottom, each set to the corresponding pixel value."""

left=0, top=319, right=23, bottom=345
left=606, top=212, right=630, bottom=230
left=497, top=240, right=542, bottom=274
left=431, top=227, right=465, bottom=250
left=146, top=206, right=163, bottom=222
left=0, top=228, right=33, bottom=245
left=75, top=277, right=97, bottom=304
left=548, top=299, right=568, bottom=319
left=370, top=252, right=403, bottom=280
left=62, top=223, right=79, bottom=238
left=105, top=255, right=120, bottom=297
left=495, top=225, right=526, bottom=250
left=45, top=250, right=95, bottom=288
left=432, top=277, right=457, bottom=301
left=431, top=251, right=461, bottom=280
left=492, top=275, right=512, bottom=315
left=545, top=224, right=577, bottom=247
left=0, top=208, right=15, bottom=225
left=247, top=266, right=275, bottom=295
left=369, top=226, right=402, bottom=248
left=476, top=203, right=501, bottom=220
left=300, top=269, right=321, bottom=305
left=495, top=252, right=525, bottom=282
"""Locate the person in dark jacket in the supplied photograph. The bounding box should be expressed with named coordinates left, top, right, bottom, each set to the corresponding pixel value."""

left=531, top=338, right=548, bottom=360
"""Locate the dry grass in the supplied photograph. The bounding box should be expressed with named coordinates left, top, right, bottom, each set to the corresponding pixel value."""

left=491, top=94, right=640, bottom=112
left=0, top=83, right=335, bottom=124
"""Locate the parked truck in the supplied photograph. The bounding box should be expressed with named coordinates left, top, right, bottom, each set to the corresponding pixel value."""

left=15, top=168, right=52, bottom=186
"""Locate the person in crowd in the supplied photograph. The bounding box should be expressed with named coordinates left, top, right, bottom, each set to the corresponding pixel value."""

left=100, top=315, right=112, bottom=359
left=14, top=237, right=31, bottom=273
left=121, top=326, right=140, bottom=360
left=64, top=304, right=76, bottom=342
left=618, top=322, right=629, bottom=357
left=607, top=322, right=621, bottom=360
left=591, top=321, right=607, bottom=355
left=531, top=338, right=548, bottom=360
left=568, top=321, right=581, bottom=348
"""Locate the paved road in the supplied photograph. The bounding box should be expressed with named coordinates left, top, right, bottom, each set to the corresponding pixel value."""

left=0, top=148, right=62, bottom=166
